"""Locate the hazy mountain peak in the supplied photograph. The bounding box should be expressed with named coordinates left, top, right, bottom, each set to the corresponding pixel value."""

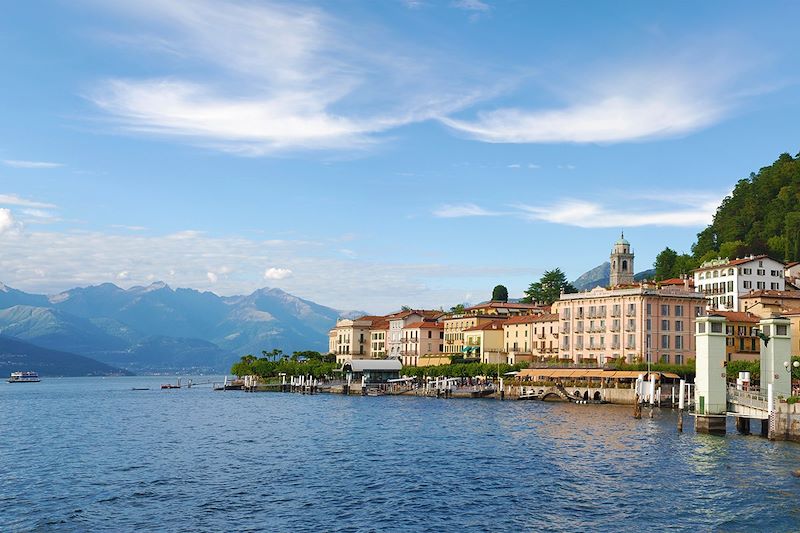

left=0, top=282, right=8, bottom=293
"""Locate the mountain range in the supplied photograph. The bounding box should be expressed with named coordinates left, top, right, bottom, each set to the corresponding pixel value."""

left=571, top=262, right=656, bottom=291
left=0, top=281, right=353, bottom=374
left=0, top=335, right=129, bottom=377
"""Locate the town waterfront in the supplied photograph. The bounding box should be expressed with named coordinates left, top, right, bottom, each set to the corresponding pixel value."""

left=3, top=377, right=800, bottom=532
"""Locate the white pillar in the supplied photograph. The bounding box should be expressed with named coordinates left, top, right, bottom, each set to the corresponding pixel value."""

left=678, top=379, right=685, bottom=410
left=768, top=383, right=774, bottom=414
left=759, top=317, right=792, bottom=399
left=649, top=375, right=656, bottom=405
left=694, top=315, right=728, bottom=415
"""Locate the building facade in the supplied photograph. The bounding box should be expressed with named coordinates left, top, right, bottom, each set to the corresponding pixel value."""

left=692, top=255, right=785, bottom=311
left=330, top=315, right=384, bottom=364
left=739, top=290, right=800, bottom=318
left=387, top=310, right=443, bottom=358
left=400, top=321, right=444, bottom=367
left=502, top=313, right=560, bottom=363
left=556, top=285, right=706, bottom=365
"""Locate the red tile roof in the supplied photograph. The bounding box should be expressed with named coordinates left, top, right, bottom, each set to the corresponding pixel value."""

left=391, top=309, right=444, bottom=320
left=464, top=320, right=506, bottom=331
left=503, top=313, right=559, bottom=325
left=786, top=261, right=800, bottom=269
left=708, top=311, right=760, bottom=323
left=741, top=290, right=800, bottom=299
left=464, top=301, right=543, bottom=311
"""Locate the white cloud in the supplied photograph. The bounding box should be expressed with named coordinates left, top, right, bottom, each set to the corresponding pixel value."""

left=441, top=57, right=747, bottom=144
left=507, top=163, right=521, bottom=168
left=264, top=267, right=293, bottom=280
left=0, top=209, right=20, bottom=234
left=116, top=270, right=130, bottom=280
left=0, top=194, right=56, bottom=209
left=527, top=163, right=540, bottom=169
left=514, top=195, right=720, bottom=228
left=111, top=224, right=147, bottom=231
left=0, top=227, right=530, bottom=313
left=433, top=203, right=501, bottom=218
left=86, top=0, right=488, bottom=155
left=3, top=160, right=63, bottom=169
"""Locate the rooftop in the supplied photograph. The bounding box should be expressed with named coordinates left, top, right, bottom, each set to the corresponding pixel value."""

left=504, top=313, right=559, bottom=325
left=403, top=321, right=443, bottom=329
left=741, top=289, right=800, bottom=300
left=464, top=320, right=506, bottom=332
left=707, top=311, right=760, bottom=323
left=693, top=254, right=782, bottom=272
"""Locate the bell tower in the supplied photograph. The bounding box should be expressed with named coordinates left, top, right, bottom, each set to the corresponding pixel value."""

left=609, top=232, right=634, bottom=287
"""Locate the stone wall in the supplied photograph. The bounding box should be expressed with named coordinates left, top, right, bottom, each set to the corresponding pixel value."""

left=772, top=402, right=800, bottom=442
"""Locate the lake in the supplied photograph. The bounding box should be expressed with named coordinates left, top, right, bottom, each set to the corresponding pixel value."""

left=2, top=376, right=799, bottom=532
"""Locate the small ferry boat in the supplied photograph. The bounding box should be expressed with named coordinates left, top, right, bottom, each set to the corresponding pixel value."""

left=8, top=371, right=41, bottom=383
left=161, top=378, right=181, bottom=389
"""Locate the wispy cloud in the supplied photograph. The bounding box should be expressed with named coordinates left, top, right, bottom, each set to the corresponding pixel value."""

left=3, top=160, right=63, bottom=169
left=87, top=0, right=489, bottom=155
left=0, top=194, right=56, bottom=209
left=111, top=224, right=148, bottom=231
left=514, top=194, right=721, bottom=228
left=441, top=53, right=752, bottom=144
left=433, top=203, right=502, bottom=218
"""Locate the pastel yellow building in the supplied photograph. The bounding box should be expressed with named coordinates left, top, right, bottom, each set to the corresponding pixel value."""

left=463, top=320, right=506, bottom=364
left=329, top=315, right=384, bottom=364
left=442, top=315, right=499, bottom=356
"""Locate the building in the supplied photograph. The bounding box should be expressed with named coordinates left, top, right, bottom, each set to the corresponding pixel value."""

left=369, top=318, right=389, bottom=359
left=341, top=358, right=401, bottom=384
left=502, top=313, right=560, bottom=364
left=786, top=261, right=800, bottom=287
left=692, top=255, right=785, bottom=311
left=462, top=320, right=505, bottom=363
left=463, top=301, right=547, bottom=316
left=710, top=311, right=761, bottom=362
left=556, top=285, right=706, bottom=365
left=738, top=290, right=800, bottom=318
left=329, top=315, right=385, bottom=364
left=442, top=314, right=502, bottom=357
left=400, top=321, right=444, bottom=367
left=780, top=311, right=800, bottom=357
left=387, top=310, right=443, bottom=358
left=609, top=232, right=634, bottom=287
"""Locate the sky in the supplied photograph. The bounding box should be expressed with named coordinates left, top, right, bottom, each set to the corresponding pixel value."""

left=1, top=0, right=799, bottom=313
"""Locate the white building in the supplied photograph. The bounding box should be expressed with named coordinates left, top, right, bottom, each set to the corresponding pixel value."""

left=692, top=255, right=785, bottom=311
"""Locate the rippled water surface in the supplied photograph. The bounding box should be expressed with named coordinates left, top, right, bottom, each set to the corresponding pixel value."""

left=2, top=377, right=800, bottom=532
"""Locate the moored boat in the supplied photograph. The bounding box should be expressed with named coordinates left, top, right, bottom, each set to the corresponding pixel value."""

left=8, top=371, right=41, bottom=383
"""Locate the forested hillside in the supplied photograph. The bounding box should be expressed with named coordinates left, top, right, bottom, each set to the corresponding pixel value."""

left=655, top=151, right=800, bottom=279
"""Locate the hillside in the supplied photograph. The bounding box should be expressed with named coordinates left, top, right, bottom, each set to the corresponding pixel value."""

left=692, top=151, right=800, bottom=263
left=0, top=282, right=352, bottom=373
left=0, top=335, right=129, bottom=377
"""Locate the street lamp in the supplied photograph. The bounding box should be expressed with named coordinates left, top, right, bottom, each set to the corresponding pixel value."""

left=783, top=360, right=799, bottom=373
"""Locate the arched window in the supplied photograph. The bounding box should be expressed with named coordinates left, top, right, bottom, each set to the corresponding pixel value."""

left=622, top=260, right=628, bottom=272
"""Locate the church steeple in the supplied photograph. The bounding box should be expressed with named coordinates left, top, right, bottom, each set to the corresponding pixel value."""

left=610, top=231, right=634, bottom=286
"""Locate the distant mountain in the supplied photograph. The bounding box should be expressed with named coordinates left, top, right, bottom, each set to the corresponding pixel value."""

left=573, top=262, right=611, bottom=291
left=0, top=335, right=129, bottom=377
left=0, top=282, right=353, bottom=373
left=572, top=263, right=656, bottom=291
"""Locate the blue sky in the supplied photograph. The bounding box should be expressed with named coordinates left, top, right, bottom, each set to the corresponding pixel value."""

left=1, top=0, right=799, bottom=313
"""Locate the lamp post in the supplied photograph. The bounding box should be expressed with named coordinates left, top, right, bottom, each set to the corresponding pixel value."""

left=783, top=360, right=799, bottom=372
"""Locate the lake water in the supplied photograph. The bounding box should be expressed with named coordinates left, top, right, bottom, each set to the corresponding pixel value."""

left=2, top=376, right=800, bottom=532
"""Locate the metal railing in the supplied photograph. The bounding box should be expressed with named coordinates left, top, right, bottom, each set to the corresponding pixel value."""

left=727, top=385, right=769, bottom=411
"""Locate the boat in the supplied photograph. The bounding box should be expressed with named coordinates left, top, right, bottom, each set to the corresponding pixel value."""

left=8, top=371, right=41, bottom=383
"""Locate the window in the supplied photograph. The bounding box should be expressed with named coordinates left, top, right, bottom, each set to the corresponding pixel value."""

left=695, top=306, right=703, bottom=317
left=661, top=304, right=669, bottom=316
left=660, top=354, right=669, bottom=363
left=729, top=268, right=734, bottom=275
left=743, top=281, right=752, bottom=289
left=675, top=305, right=683, bottom=317
left=661, top=320, right=670, bottom=331
left=743, top=268, right=752, bottom=275
left=675, top=320, right=683, bottom=332
left=675, top=336, right=683, bottom=349
left=675, top=354, right=683, bottom=365
left=757, top=282, right=766, bottom=290
left=757, top=268, right=765, bottom=276
left=771, top=282, right=780, bottom=290
left=661, top=335, right=669, bottom=349
left=646, top=303, right=652, bottom=316
left=646, top=319, right=651, bottom=331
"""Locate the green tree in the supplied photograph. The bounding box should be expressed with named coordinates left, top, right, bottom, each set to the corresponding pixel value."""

left=491, top=284, right=509, bottom=302
left=449, top=303, right=466, bottom=314
left=654, top=247, right=678, bottom=280
left=521, top=268, right=576, bottom=305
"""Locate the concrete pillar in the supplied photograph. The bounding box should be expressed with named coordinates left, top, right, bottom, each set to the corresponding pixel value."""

left=759, top=317, right=792, bottom=400
left=694, top=314, right=728, bottom=435
left=735, top=417, right=750, bottom=434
